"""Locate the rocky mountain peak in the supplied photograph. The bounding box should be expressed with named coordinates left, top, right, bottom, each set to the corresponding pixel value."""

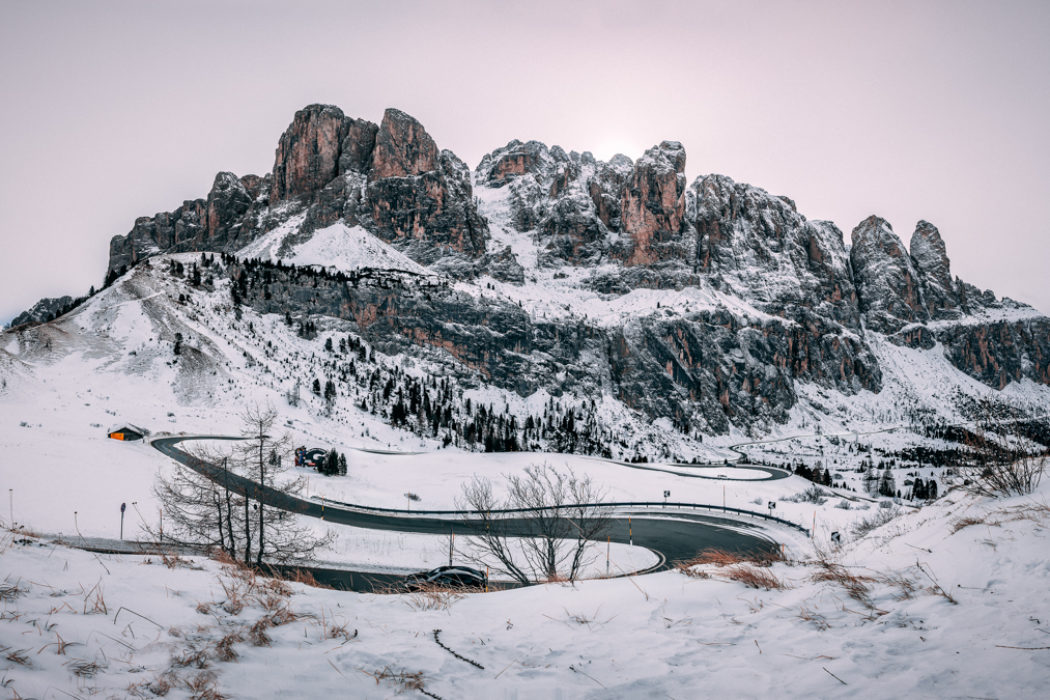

left=909, top=219, right=959, bottom=319
left=370, top=108, right=440, bottom=180
left=476, top=140, right=555, bottom=187
left=205, top=172, right=252, bottom=245
left=270, top=104, right=351, bottom=203
left=850, top=216, right=927, bottom=333
left=621, top=141, right=688, bottom=266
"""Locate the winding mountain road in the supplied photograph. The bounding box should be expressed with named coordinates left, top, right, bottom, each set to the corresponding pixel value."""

left=151, top=435, right=796, bottom=591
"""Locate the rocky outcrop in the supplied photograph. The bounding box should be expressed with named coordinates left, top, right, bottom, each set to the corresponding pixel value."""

left=935, top=318, right=1050, bottom=389
left=621, top=141, right=688, bottom=266
left=108, top=104, right=488, bottom=276
left=230, top=261, right=881, bottom=434
left=270, top=104, right=352, bottom=203
left=476, top=142, right=633, bottom=266
left=10, top=296, right=74, bottom=327
left=369, top=108, right=439, bottom=179
left=365, top=111, right=488, bottom=260
left=206, top=172, right=253, bottom=248
left=691, top=175, right=859, bottom=327
left=909, top=220, right=960, bottom=320
left=850, top=216, right=927, bottom=333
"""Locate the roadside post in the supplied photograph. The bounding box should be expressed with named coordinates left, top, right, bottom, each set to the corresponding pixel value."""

left=628, top=515, right=633, bottom=546
left=767, top=501, right=776, bottom=519
left=8, top=488, right=12, bottom=526
left=120, top=502, right=126, bottom=541
left=606, top=536, right=610, bottom=576
left=663, top=490, right=670, bottom=505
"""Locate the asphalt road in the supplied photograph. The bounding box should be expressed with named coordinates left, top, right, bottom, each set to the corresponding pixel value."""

left=152, top=436, right=783, bottom=592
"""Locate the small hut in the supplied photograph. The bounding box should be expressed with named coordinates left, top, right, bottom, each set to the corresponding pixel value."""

left=108, top=426, right=145, bottom=442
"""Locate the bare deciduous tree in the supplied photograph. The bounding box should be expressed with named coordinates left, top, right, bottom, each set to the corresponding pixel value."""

left=459, top=463, right=609, bottom=584
left=152, top=406, right=332, bottom=565
left=962, top=425, right=1046, bottom=497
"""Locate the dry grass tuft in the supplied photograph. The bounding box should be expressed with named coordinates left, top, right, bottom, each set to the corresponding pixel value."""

left=722, top=565, right=787, bottom=590
left=218, top=577, right=246, bottom=616
left=676, top=565, right=711, bottom=579
left=248, top=617, right=273, bottom=647
left=280, top=568, right=332, bottom=589
left=185, top=671, right=226, bottom=700
left=951, top=515, right=991, bottom=533
left=851, top=508, right=898, bottom=538
left=365, top=666, right=426, bottom=693
left=318, top=609, right=358, bottom=643
left=797, top=606, right=830, bottom=631
left=811, top=562, right=875, bottom=603
left=675, top=548, right=784, bottom=579
left=880, top=573, right=919, bottom=600
left=0, top=579, right=26, bottom=602
left=68, top=659, right=104, bottom=678
left=213, top=631, right=244, bottom=662
left=172, top=647, right=210, bottom=670
left=3, top=648, right=31, bottom=667
left=405, top=584, right=463, bottom=612
left=81, top=581, right=108, bottom=615
left=161, top=553, right=201, bottom=570
left=147, top=673, right=175, bottom=697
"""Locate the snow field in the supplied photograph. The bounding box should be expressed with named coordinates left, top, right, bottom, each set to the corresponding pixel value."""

left=3, top=478, right=1048, bottom=698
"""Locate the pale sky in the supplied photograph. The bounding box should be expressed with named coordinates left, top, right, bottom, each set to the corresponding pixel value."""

left=2, top=0, right=1048, bottom=324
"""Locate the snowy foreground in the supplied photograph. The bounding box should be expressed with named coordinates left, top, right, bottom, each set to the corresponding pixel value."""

left=3, top=481, right=1049, bottom=699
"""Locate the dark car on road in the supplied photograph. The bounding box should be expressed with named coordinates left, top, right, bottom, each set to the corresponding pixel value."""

left=405, top=565, right=488, bottom=590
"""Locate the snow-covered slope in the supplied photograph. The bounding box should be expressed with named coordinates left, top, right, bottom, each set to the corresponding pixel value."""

left=239, top=221, right=427, bottom=274
left=3, top=467, right=1047, bottom=699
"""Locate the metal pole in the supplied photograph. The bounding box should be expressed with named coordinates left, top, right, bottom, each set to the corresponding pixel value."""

left=628, top=515, right=633, bottom=546
left=606, top=536, right=610, bottom=576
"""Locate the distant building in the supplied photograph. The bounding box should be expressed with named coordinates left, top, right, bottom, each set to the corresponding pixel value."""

left=108, top=426, right=145, bottom=442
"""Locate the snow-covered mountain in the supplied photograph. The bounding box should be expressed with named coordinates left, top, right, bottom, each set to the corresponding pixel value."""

left=6, top=103, right=1050, bottom=455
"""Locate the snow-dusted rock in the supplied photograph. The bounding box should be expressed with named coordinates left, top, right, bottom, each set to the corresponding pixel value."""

left=850, top=215, right=927, bottom=334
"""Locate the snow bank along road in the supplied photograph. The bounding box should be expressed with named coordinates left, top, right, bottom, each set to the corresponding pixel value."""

left=151, top=436, right=794, bottom=590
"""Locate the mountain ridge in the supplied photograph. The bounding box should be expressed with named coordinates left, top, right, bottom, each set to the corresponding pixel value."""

left=8, top=103, right=1049, bottom=442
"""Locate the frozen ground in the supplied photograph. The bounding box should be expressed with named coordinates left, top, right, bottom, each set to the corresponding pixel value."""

left=2, top=473, right=1048, bottom=698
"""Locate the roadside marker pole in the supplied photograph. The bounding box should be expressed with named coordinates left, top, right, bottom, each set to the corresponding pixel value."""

left=812, top=512, right=816, bottom=539
left=485, top=566, right=489, bottom=593
left=8, top=489, right=12, bottom=526
left=629, top=515, right=633, bottom=546
left=606, top=536, right=610, bottom=576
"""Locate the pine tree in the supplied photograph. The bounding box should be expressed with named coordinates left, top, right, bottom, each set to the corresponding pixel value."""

left=878, top=465, right=896, bottom=497
left=338, top=452, right=347, bottom=476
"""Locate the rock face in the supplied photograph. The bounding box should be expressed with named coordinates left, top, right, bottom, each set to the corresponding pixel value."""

left=692, top=175, right=859, bottom=327
left=109, top=104, right=487, bottom=277
left=622, top=142, right=688, bottom=266
left=366, top=110, right=488, bottom=262
left=370, top=108, right=439, bottom=179
left=850, top=216, right=926, bottom=333
left=10, top=296, right=74, bottom=327
left=93, top=102, right=1050, bottom=437
left=909, top=220, right=959, bottom=320
left=229, top=262, right=880, bottom=435
left=270, top=104, right=350, bottom=203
